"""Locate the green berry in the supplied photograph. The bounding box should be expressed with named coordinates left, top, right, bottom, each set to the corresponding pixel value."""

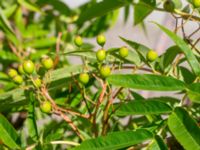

left=40, top=101, right=52, bottom=113
left=8, top=69, right=18, bottom=78
left=146, top=50, right=158, bottom=62
left=41, top=57, right=54, bottom=70
left=163, top=0, right=175, bottom=12
left=79, top=73, right=89, bottom=85
left=13, top=75, right=23, bottom=84
left=74, top=35, right=83, bottom=47
left=18, top=64, right=25, bottom=74
left=33, top=77, right=42, bottom=88
left=100, top=65, right=111, bottom=78
left=119, top=46, right=129, bottom=58
left=23, top=60, right=35, bottom=74
left=96, top=49, right=106, bottom=62
left=96, top=34, right=106, bottom=46
left=193, top=0, right=200, bottom=8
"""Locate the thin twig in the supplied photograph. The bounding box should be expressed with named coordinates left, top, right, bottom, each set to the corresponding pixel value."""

left=188, top=24, right=200, bottom=38
left=91, top=74, right=107, bottom=137
left=50, top=140, right=80, bottom=146
left=8, top=42, right=21, bottom=58
left=58, top=111, right=84, bottom=140
left=114, top=65, right=153, bottom=73
left=71, top=73, right=92, bottom=115
left=101, top=87, right=123, bottom=135
left=54, top=32, right=62, bottom=68
left=41, top=87, right=84, bottom=140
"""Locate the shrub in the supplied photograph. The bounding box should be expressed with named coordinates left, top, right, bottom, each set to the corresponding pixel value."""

left=0, top=0, right=200, bottom=150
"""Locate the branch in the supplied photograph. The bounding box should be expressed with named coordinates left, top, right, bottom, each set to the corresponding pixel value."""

left=91, top=74, right=107, bottom=137
left=41, top=87, right=85, bottom=140
left=101, top=87, right=123, bottom=135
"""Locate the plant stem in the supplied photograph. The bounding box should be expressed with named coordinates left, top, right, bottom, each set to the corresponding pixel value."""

left=27, top=91, right=39, bottom=140
left=41, top=87, right=85, bottom=140
left=26, top=91, right=42, bottom=149
left=102, top=87, right=123, bottom=135
left=92, top=78, right=107, bottom=137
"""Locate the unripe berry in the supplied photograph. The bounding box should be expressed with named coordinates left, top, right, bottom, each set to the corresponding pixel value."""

left=8, top=69, right=18, bottom=78
left=193, top=0, right=200, bottom=8
left=100, top=65, right=111, bottom=78
left=33, top=77, right=42, bottom=88
left=96, top=35, right=106, bottom=46
left=146, top=50, right=158, bottom=62
left=163, top=0, right=175, bottom=12
left=13, top=75, right=23, bottom=84
left=119, top=46, right=129, bottom=58
left=41, top=57, right=54, bottom=70
left=18, top=64, right=25, bottom=74
left=79, top=73, right=89, bottom=85
left=96, top=49, right=106, bottom=62
left=74, top=35, right=83, bottom=47
left=40, top=101, right=52, bottom=113
left=23, top=60, right=35, bottom=74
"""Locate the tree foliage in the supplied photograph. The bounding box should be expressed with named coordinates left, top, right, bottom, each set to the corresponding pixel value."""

left=0, top=0, right=200, bottom=149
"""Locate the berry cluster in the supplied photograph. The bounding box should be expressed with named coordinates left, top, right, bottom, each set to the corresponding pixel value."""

left=75, top=34, right=133, bottom=85
left=7, top=34, right=158, bottom=114
left=8, top=57, right=54, bottom=113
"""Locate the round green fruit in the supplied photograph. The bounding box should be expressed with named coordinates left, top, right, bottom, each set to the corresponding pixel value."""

left=8, top=68, right=18, bottom=78
left=18, top=64, right=25, bottom=74
left=96, top=35, right=106, bottom=47
left=119, top=46, right=129, bottom=58
left=163, top=0, right=175, bottom=12
left=146, top=50, right=158, bottom=62
left=74, top=35, right=83, bottom=47
left=23, top=60, right=35, bottom=74
left=13, top=75, right=23, bottom=84
left=41, top=57, right=54, bottom=70
left=79, top=73, right=89, bottom=85
left=193, top=0, right=200, bottom=8
left=40, top=101, right=52, bottom=113
left=33, top=77, right=42, bottom=88
left=96, top=49, right=106, bottom=62
left=100, top=65, right=111, bottom=78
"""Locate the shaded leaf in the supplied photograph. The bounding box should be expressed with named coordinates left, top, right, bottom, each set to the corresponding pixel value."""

left=18, top=0, right=41, bottom=12
left=149, top=135, right=168, bottom=150
left=77, top=0, right=130, bottom=24
left=0, top=7, right=14, bottom=34
left=26, top=92, right=39, bottom=142
left=0, top=114, right=20, bottom=149
left=120, top=36, right=150, bottom=64
left=187, top=83, right=200, bottom=103
left=155, top=23, right=200, bottom=76
left=159, top=45, right=180, bottom=71
left=179, top=66, right=196, bottom=84
left=168, top=107, right=200, bottom=150
left=134, top=0, right=156, bottom=25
